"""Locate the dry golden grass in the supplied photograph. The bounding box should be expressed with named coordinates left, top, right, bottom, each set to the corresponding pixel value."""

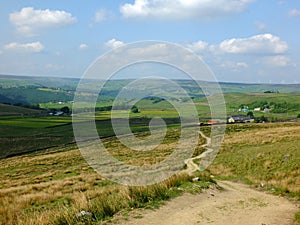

left=209, top=122, right=300, bottom=198
left=2, top=122, right=299, bottom=224
left=0, top=128, right=201, bottom=225
left=0, top=145, right=114, bottom=224
left=224, top=124, right=300, bottom=146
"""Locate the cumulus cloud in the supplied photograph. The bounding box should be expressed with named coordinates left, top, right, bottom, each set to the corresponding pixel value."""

left=9, top=7, right=77, bottom=36
left=105, top=38, right=125, bottom=49
left=94, top=9, right=115, bottom=22
left=3, top=42, right=44, bottom=53
left=288, top=9, right=300, bottom=17
left=217, top=33, right=288, bottom=54
left=120, top=0, right=253, bottom=20
left=185, top=41, right=208, bottom=52
left=79, top=43, right=89, bottom=50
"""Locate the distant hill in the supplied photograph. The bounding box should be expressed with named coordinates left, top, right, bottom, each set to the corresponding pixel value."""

left=0, top=75, right=77, bottom=104
left=223, top=92, right=300, bottom=108
left=0, top=93, right=16, bottom=104
left=0, top=74, right=79, bottom=89
left=219, top=82, right=300, bottom=93
left=0, top=74, right=300, bottom=105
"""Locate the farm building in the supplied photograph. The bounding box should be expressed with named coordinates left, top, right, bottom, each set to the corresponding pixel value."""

left=227, top=115, right=253, bottom=123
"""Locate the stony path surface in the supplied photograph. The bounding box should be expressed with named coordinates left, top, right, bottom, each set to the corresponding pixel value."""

left=115, top=180, right=298, bottom=225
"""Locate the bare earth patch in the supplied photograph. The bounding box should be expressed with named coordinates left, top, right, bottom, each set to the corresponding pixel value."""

left=112, top=180, right=299, bottom=225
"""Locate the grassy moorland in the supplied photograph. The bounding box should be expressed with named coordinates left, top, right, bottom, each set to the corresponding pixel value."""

left=0, top=128, right=213, bottom=225
left=203, top=122, right=300, bottom=224
left=208, top=122, right=300, bottom=200
left=0, top=118, right=299, bottom=224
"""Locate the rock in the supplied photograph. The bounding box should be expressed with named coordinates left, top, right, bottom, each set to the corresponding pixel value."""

left=282, top=154, right=291, bottom=163
left=77, top=210, right=92, bottom=218
left=192, top=177, right=200, bottom=182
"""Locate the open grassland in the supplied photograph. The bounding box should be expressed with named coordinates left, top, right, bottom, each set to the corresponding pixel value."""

left=207, top=122, right=300, bottom=224
left=209, top=122, right=300, bottom=200
left=0, top=103, right=43, bottom=116
left=0, top=122, right=299, bottom=224
left=1, top=96, right=300, bottom=224
left=0, top=128, right=212, bottom=225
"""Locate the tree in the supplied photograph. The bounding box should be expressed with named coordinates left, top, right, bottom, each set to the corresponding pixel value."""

left=247, top=111, right=254, bottom=118
left=60, top=106, right=70, bottom=114
left=260, top=115, right=268, bottom=123
left=131, top=105, right=139, bottom=113
left=297, top=114, right=300, bottom=118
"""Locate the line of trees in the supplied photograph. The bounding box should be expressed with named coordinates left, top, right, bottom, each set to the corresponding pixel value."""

left=241, top=101, right=300, bottom=113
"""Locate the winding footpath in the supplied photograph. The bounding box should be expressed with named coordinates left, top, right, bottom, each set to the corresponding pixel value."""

left=111, top=131, right=299, bottom=225
left=183, top=131, right=212, bottom=175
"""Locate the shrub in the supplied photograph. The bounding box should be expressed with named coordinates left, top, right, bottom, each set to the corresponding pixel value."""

left=131, top=105, right=139, bottom=113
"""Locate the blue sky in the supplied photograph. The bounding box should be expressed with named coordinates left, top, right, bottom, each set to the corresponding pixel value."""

left=0, top=0, right=299, bottom=83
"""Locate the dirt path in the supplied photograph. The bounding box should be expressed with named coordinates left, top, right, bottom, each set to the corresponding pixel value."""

left=183, top=131, right=212, bottom=175
left=115, top=180, right=298, bottom=225
left=110, top=130, right=299, bottom=225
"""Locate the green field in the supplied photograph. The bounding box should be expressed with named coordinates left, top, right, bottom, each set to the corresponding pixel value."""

left=2, top=90, right=300, bottom=159
left=0, top=110, right=182, bottom=159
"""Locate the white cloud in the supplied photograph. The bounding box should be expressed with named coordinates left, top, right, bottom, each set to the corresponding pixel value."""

left=79, top=43, right=89, bottom=50
left=105, top=38, right=125, bottom=49
left=120, top=0, right=253, bottom=20
left=263, top=55, right=290, bottom=67
left=9, top=7, right=77, bottom=36
left=94, top=9, right=115, bottom=22
left=185, top=41, right=208, bottom=52
left=218, top=33, right=288, bottom=54
left=3, top=42, right=44, bottom=53
left=288, top=9, right=300, bottom=17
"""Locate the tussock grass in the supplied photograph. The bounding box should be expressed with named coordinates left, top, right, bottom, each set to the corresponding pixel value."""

left=295, top=211, right=300, bottom=225
left=0, top=127, right=210, bottom=225
left=209, top=122, right=300, bottom=199
left=209, top=122, right=300, bottom=224
left=49, top=174, right=193, bottom=225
